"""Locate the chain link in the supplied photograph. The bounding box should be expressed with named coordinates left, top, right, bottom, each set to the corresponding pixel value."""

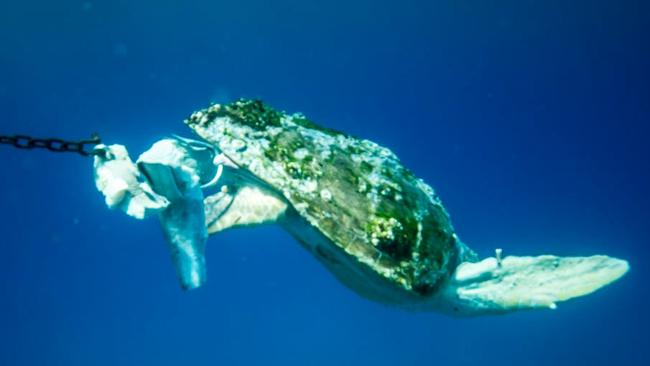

left=0, top=133, right=102, bottom=157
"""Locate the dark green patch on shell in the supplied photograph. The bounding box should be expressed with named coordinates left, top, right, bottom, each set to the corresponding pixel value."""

left=206, top=99, right=282, bottom=130
left=185, top=99, right=459, bottom=295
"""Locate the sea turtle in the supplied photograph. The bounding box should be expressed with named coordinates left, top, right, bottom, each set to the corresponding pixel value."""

left=93, top=99, right=628, bottom=315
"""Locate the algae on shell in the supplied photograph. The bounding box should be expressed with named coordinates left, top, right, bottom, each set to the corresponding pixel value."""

left=185, top=99, right=459, bottom=295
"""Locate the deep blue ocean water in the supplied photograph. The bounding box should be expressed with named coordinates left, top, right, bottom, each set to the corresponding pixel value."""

left=1, top=1, right=648, bottom=365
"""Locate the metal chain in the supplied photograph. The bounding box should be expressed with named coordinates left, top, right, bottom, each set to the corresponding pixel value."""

left=0, top=133, right=102, bottom=157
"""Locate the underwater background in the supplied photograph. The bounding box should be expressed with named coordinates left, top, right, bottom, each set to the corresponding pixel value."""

left=0, top=1, right=648, bottom=365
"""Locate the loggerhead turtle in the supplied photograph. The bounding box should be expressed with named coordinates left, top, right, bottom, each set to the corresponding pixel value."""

left=93, top=99, right=628, bottom=316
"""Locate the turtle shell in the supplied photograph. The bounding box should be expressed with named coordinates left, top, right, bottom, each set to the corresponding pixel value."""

left=185, top=99, right=459, bottom=295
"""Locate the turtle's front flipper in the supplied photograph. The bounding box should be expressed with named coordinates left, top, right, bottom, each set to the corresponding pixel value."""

left=437, top=252, right=629, bottom=316
left=137, top=161, right=207, bottom=289
left=137, top=139, right=212, bottom=289
left=94, top=139, right=215, bottom=289
left=205, top=183, right=288, bottom=234
left=157, top=198, right=207, bottom=290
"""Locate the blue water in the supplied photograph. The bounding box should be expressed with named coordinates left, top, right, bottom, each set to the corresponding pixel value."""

left=1, top=1, right=648, bottom=365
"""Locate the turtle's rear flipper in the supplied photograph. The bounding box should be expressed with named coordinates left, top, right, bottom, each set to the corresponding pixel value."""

left=439, top=253, right=629, bottom=316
